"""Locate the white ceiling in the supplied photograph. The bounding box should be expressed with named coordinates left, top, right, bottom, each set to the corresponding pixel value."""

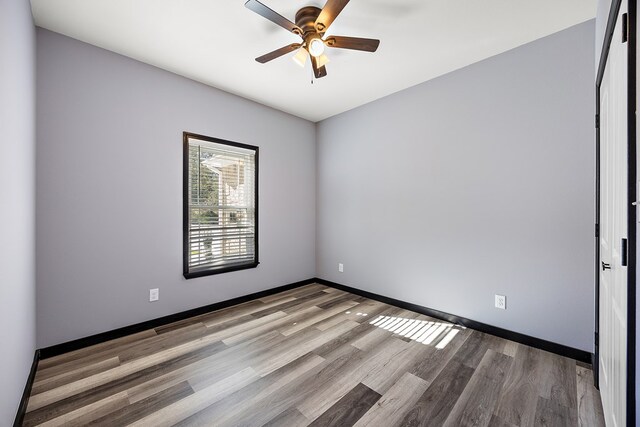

left=30, top=0, right=596, bottom=122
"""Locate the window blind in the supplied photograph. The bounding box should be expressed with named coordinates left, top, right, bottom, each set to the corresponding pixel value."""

left=184, top=133, right=258, bottom=277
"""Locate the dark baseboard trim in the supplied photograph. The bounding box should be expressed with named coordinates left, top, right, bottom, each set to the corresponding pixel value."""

left=591, top=353, right=599, bottom=389
left=38, top=276, right=592, bottom=366
left=315, top=278, right=593, bottom=364
left=39, top=278, right=315, bottom=359
left=14, top=349, right=40, bottom=427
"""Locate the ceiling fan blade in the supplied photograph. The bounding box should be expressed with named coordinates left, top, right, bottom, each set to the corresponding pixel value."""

left=315, top=0, right=350, bottom=32
left=311, top=56, right=328, bottom=79
left=245, top=0, right=302, bottom=35
left=325, top=36, right=380, bottom=52
left=255, top=44, right=302, bottom=63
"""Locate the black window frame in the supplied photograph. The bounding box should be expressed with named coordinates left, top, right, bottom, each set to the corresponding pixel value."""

left=183, top=132, right=259, bottom=279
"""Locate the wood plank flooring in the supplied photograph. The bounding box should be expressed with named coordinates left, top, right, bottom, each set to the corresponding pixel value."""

left=23, top=283, right=605, bottom=426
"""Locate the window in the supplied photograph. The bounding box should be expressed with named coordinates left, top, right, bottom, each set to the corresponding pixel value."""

left=183, top=132, right=258, bottom=278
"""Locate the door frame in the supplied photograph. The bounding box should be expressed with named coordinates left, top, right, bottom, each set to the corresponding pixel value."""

left=595, top=0, right=636, bottom=422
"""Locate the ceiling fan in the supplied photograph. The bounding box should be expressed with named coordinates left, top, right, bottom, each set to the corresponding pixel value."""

left=245, top=0, right=380, bottom=79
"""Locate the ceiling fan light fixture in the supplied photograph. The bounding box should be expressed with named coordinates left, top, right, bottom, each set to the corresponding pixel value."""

left=316, top=53, right=330, bottom=68
left=308, top=37, right=325, bottom=57
left=292, top=48, right=308, bottom=67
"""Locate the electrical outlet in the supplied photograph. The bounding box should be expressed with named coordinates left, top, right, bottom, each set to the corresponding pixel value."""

left=149, top=288, right=159, bottom=302
left=495, top=294, right=506, bottom=310
left=338, top=263, right=344, bottom=273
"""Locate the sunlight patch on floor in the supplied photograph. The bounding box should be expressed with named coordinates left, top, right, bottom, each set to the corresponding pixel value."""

left=369, top=315, right=463, bottom=349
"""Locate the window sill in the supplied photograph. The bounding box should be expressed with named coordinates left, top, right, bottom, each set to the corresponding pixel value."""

left=183, top=261, right=260, bottom=280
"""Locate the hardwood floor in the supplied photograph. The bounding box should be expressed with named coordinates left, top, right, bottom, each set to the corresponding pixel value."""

left=23, top=283, right=605, bottom=426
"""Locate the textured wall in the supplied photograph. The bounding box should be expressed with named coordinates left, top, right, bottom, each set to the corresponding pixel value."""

left=36, top=29, right=316, bottom=348
left=317, top=21, right=595, bottom=351
left=0, top=0, right=36, bottom=422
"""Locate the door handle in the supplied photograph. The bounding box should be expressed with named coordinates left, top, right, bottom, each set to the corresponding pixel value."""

left=602, top=261, right=611, bottom=271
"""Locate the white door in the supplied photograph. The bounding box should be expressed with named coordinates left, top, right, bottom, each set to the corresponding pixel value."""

left=599, top=1, right=628, bottom=425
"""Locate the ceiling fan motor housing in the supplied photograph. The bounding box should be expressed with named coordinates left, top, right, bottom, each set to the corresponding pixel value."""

left=295, top=6, right=324, bottom=37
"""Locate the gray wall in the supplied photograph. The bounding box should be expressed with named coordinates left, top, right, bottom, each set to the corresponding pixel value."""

left=0, top=0, right=36, bottom=422
left=316, top=21, right=595, bottom=351
left=36, top=29, right=316, bottom=348
left=596, top=0, right=612, bottom=67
